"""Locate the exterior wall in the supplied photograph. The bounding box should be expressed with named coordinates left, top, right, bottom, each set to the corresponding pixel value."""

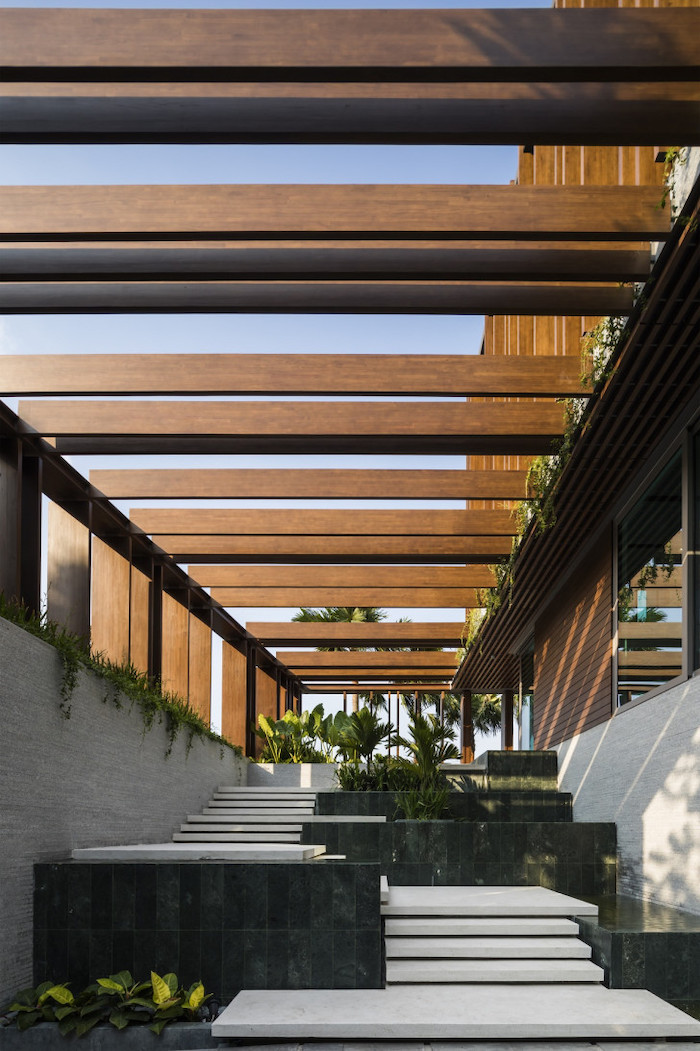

left=247, top=762, right=339, bottom=788
left=557, top=674, right=700, bottom=914
left=0, top=617, right=246, bottom=1004
left=534, top=532, right=613, bottom=748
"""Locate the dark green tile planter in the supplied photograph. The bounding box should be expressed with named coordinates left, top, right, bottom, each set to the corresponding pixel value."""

left=34, top=862, right=382, bottom=1003
left=0, top=1023, right=217, bottom=1051
left=300, top=820, right=616, bottom=895
left=315, top=790, right=572, bottom=822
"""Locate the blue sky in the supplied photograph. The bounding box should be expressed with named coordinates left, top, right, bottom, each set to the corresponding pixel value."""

left=0, top=0, right=537, bottom=744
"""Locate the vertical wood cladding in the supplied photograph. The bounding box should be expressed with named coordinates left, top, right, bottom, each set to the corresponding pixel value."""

left=534, top=531, right=613, bottom=748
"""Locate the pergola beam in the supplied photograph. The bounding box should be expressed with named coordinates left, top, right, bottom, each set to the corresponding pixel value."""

left=303, top=683, right=452, bottom=694
left=154, top=535, right=514, bottom=564
left=190, top=566, right=496, bottom=589
left=277, top=651, right=459, bottom=670
left=3, top=8, right=698, bottom=81
left=210, top=587, right=481, bottom=608
left=19, top=400, right=566, bottom=457
left=6, top=354, right=590, bottom=398
left=91, top=468, right=532, bottom=501
left=247, top=622, right=466, bottom=647
left=130, top=509, right=518, bottom=537
left=0, top=185, right=668, bottom=240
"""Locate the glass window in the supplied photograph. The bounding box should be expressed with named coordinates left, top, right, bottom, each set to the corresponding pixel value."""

left=617, top=450, right=683, bottom=707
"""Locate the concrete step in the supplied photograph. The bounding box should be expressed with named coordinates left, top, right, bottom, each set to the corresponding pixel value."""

left=180, top=823, right=302, bottom=833
left=195, top=812, right=307, bottom=823
left=382, top=886, right=597, bottom=918
left=384, top=936, right=591, bottom=960
left=172, top=831, right=301, bottom=843
left=73, top=842, right=326, bottom=861
left=385, top=958, right=604, bottom=984
left=212, top=984, right=700, bottom=1040
left=212, top=792, right=316, bottom=803
left=383, top=916, right=581, bottom=937
left=196, top=812, right=385, bottom=823
left=218, top=785, right=318, bottom=794
left=204, top=805, right=315, bottom=815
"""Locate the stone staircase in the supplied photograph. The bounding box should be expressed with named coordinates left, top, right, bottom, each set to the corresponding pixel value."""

left=383, top=885, right=603, bottom=985
left=173, top=785, right=317, bottom=844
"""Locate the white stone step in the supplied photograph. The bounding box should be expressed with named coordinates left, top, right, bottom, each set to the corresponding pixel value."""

left=204, top=805, right=315, bottom=815
left=219, top=785, right=318, bottom=794
left=385, top=958, right=603, bottom=984
left=173, top=831, right=301, bottom=843
left=73, top=842, right=326, bottom=861
left=196, top=813, right=307, bottom=823
left=213, top=984, right=700, bottom=1040
left=213, top=792, right=316, bottom=803
left=380, top=875, right=389, bottom=904
left=385, top=936, right=591, bottom=959
left=196, top=812, right=384, bottom=823
left=383, top=916, right=581, bottom=937
left=382, top=886, right=598, bottom=918
left=181, top=823, right=302, bottom=833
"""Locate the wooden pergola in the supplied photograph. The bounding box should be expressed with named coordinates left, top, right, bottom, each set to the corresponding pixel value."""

left=1, top=1, right=696, bottom=757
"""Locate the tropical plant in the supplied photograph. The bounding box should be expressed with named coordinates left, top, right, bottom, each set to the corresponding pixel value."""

left=395, top=711, right=459, bottom=786
left=338, top=706, right=393, bottom=764
left=395, top=784, right=450, bottom=820
left=0, top=971, right=213, bottom=1038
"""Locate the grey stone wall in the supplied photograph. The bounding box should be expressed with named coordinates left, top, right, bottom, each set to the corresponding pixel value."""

left=0, top=617, right=246, bottom=1005
left=556, top=675, right=700, bottom=914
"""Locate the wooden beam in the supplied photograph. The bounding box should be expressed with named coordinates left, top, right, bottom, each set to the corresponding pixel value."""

left=7, top=354, right=591, bottom=398
left=0, top=242, right=651, bottom=282
left=156, top=535, right=513, bottom=564
left=296, top=671, right=457, bottom=681
left=0, top=281, right=633, bottom=316
left=91, top=468, right=532, bottom=501
left=210, top=587, right=482, bottom=608
left=247, top=622, right=466, bottom=647
left=19, top=400, right=566, bottom=457
left=190, top=566, right=496, bottom=589
left=3, top=8, right=698, bottom=81
left=131, top=509, right=518, bottom=537
left=277, top=651, right=458, bottom=670
left=0, top=185, right=668, bottom=240
left=303, top=682, right=452, bottom=693
left=2, top=84, right=699, bottom=146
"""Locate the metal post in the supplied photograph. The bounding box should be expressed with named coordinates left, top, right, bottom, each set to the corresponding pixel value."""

left=501, top=689, right=514, bottom=751
left=246, top=643, right=257, bottom=758
left=461, top=690, right=475, bottom=764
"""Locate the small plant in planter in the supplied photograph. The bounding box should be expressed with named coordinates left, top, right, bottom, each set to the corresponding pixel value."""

left=1, top=971, right=213, bottom=1038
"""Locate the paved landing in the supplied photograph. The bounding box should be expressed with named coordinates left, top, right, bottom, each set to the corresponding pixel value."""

left=212, top=985, right=700, bottom=1041
left=383, top=885, right=598, bottom=917
left=72, top=842, right=326, bottom=861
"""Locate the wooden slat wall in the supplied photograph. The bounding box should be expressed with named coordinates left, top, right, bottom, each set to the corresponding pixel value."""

left=533, top=532, right=613, bottom=748
left=46, top=501, right=90, bottom=639
left=91, top=537, right=130, bottom=664
left=221, top=641, right=247, bottom=749
left=255, top=667, right=279, bottom=757
left=161, top=592, right=189, bottom=700
left=129, top=565, right=150, bottom=675
left=188, top=613, right=212, bottom=724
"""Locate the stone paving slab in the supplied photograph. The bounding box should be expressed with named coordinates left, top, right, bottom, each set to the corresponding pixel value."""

left=213, top=985, right=700, bottom=1040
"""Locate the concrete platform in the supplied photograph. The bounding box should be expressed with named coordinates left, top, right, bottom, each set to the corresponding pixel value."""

left=212, top=985, right=700, bottom=1040
left=385, top=958, right=604, bottom=983
left=384, top=936, right=591, bottom=959
left=382, top=886, right=598, bottom=918
left=383, top=917, right=581, bottom=937
left=227, top=1043, right=700, bottom=1051
left=72, top=842, right=326, bottom=861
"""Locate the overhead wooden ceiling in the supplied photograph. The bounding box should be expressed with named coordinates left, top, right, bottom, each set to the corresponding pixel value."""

left=2, top=1, right=695, bottom=695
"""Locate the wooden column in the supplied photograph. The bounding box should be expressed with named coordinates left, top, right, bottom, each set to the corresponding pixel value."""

left=221, top=640, right=247, bottom=749
left=461, top=691, right=475, bottom=764
left=46, top=501, right=90, bottom=639
left=129, top=564, right=150, bottom=675
left=501, top=689, right=514, bottom=751
left=161, top=591, right=189, bottom=699
left=188, top=611, right=212, bottom=724
left=91, top=537, right=130, bottom=664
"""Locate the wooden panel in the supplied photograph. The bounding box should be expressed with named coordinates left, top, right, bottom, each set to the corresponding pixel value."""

left=255, top=668, right=278, bottom=755
left=277, top=651, right=459, bottom=670
left=91, top=468, right=534, bottom=501
left=5, top=353, right=592, bottom=397
left=0, top=281, right=634, bottom=317
left=131, top=509, right=519, bottom=537
left=161, top=592, right=189, bottom=700
left=3, top=87, right=699, bottom=146
left=157, top=535, right=514, bottom=563
left=19, top=400, right=567, bottom=458
left=130, top=564, right=150, bottom=675
left=188, top=614, right=211, bottom=724
left=304, top=682, right=452, bottom=693
left=91, top=537, right=130, bottom=665
left=617, top=622, right=683, bottom=640
left=190, top=566, right=496, bottom=589
left=297, top=671, right=455, bottom=681
left=0, top=186, right=668, bottom=240
left=4, top=8, right=698, bottom=78
left=533, top=534, right=613, bottom=748
left=247, top=621, right=466, bottom=647
left=46, top=501, right=90, bottom=639
left=221, top=641, right=247, bottom=749
left=211, top=587, right=481, bottom=608
left=0, top=243, right=651, bottom=282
